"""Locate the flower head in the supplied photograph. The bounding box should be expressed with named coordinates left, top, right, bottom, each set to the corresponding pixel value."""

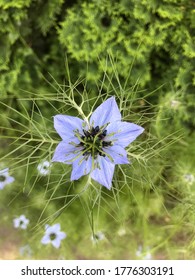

left=117, top=228, right=126, bottom=236
left=19, top=244, right=32, bottom=257
left=136, top=245, right=152, bottom=260
left=91, top=231, right=105, bottom=244
left=52, top=97, right=144, bottom=189
left=41, top=223, right=66, bottom=249
left=0, top=168, right=15, bottom=190
left=170, top=100, right=180, bottom=109
left=13, top=215, right=29, bottom=230
left=37, top=160, right=52, bottom=176
left=183, top=173, right=195, bottom=185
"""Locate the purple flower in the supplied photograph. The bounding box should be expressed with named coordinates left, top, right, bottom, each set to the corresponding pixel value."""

left=0, top=168, right=15, bottom=190
left=13, top=215, right=29, bottom=230
left=52, top=97, right=144, bottom=189
left=41, top=224, right=66, bottom=249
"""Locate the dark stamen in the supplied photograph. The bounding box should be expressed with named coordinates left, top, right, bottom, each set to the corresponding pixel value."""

left=102, top=141, right=112, bottom=147
left=102, top=130, right=107, bottom=136
left=83, top=130, right=91, bottom=138
left=95, top=126, right=100, bottom=133
left=98, top=129, right=107, bottom=140
left=91, top=126, right=100, bottom=136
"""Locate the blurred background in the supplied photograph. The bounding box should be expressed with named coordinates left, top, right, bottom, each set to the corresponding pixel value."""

left=0, top=0, right=195, bottom=260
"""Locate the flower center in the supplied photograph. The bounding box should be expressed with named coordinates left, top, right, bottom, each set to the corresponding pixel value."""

left=0, top=175, right=6, bottom=182
left=49, top=233, right=57, bottom=240
left=79, top=126, right=112, bottom=158
left=19, top=220, right=24, bottom=226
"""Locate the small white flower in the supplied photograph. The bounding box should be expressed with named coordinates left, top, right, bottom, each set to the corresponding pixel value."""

left=144, top=251, right=152, bottom=260
left=13, top=215, right=29, bottom=230
left=91, top=231, right=105, bottom=243
left=37, top=160, right=51, bottom=176
left=117, top=228, right=126, bottom=236
left=183, top=174, right=195, bottom=185
left=19, top=244, right=32, bottom=257
left=136, top=245, right=152, bottom=260
left=41, top=223, right=66, bottom=249
left=0, top=168, right=15, bottom=190
left=170, top=100, right=180, bottom=108
left=136, top=245, right=142, bottom=257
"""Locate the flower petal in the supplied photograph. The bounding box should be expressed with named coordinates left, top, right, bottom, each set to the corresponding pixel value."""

left=71, top=155, right=92, bottom=181
left=6, top=176, right=15, bottom=184
left=54, top=115, right=84, bottom=141
left=20, top=215, right=25, bottom=221
left=90, top=156, right=115, bottom=189
left=103, top=144, right=129, bottom=164
left=90, top=97, right=121, bottom=127
left=58, top=232, right=66, bottom=240
left=105, top=121, right=144, bottom=147
left=52, top=223, right=61, bottom=231
left=46, top=224, right=60, bottom=234
left=21, top=224, right=28, bottom=230
left=0, top=183, right=5, bottom=190
left=0, top=168, right=9, bottom=175
left=52, top=238, right=61, bottom=249
left=41, top=234, right=50, bottom=245
left=13, top=218, right=19, bottom=228
left=52, top=141, right=83, bottom=164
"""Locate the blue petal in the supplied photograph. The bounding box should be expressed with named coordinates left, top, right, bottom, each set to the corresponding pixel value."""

left=52, top=238, right=61, bottom=248
left=51, top=223, right=61, bottom=232
left=90, top=97, right=121, bottom=127
left=71, top=155, right=92, bottom=181
left=6, top=176, right=15, bottom=184
left=90, top=156, right=115, bottom=189
left=41, top=235, right=50, bottom=245
left=103, top=144, right=129, bottom=164
left=57, top=232, right=66, bottom=240
left=0, top=168, right=9, bottom=175
left=52, top=141, right=83, bottom=164
left=54, top=115, right=84, bottom=141
left=105, top=121, right=144, bottom=147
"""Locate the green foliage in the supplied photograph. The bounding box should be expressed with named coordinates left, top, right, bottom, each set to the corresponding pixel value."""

left=0, top=0, right=194, bottom=101
left=0, top=0, right=65, bottom=97
left=58, top=0, right=195, bottom=92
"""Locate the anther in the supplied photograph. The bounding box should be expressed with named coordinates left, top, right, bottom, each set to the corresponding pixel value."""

left=91, top=126, right=100, bottom=136
left=102, top=130, right=107, bottom=136
left=102, top=141, right=112, bottom=147
left=83, top=130, right=91, bottom=138
left=98, top=130, right=106, bottom=140
left=95, top=126, right=100, bottom=133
